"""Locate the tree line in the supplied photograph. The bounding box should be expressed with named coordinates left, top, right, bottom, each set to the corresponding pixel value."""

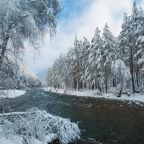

left=46, top=2, right=144, bottom=94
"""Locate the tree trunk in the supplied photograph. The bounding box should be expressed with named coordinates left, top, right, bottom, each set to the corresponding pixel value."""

left=113, top=78, right=116, bottom=87
left=117, top=77, right=123, bottom=97
left=97, top=80, right=101, bottom=92
left=105, top=79, right=108, bottom=93
left=136, top=67, right=139, bottom=88
left=0, top=35, right=9, bottom=69
left=129, top=46, right=135, bottom=92
left=76, top=80, right=79, bottom=90
left=104, top=67, right=108, bottom=93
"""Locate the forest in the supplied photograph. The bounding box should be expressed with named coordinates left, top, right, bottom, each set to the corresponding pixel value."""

left=46, top=2, right=144, bottom=95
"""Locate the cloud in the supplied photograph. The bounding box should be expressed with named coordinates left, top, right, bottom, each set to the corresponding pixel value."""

left=25, top=0, right=138, bottom=78
left=65, top=0, right=132, bottom=38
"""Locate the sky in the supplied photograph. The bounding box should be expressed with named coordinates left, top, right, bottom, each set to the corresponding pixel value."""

left=24, top=0, right=144, bottom=79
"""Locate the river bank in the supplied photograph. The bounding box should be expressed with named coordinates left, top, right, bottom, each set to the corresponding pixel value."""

left=0, top=89, right=26, bottom=99
left=44, top=87, right=144, bottom=106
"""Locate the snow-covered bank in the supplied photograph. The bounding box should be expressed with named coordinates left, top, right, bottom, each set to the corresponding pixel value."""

left=0, top=109, right=80, bottom=144
left=44, top=87, right=144, bottom=105
left=0, top=90, right=26, bottom=99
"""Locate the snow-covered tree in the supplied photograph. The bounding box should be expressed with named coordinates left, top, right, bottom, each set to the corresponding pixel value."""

left=102, top=23, right=117, bottom=92
left=0, top=0, right=60, bottom=89
left=111, top=59, right=131, bottom=96
left=80, top=37, right=90, bottom=89
left=0, top=0, right=60, bottom=66
left=119, top=1, right=144, bottom=92
left=87, top=27, right=104, bottom=90
left=69, top=37, right=82, bottom=90
left=46, top=2, right=144, bottom=94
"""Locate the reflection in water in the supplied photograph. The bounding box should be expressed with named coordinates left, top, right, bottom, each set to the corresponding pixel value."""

left=0, top=89, right=144, bottom=144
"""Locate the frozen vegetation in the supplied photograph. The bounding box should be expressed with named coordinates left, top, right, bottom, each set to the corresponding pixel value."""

left=0, top=0, right=60, bottom=90
left=0, top=109, right=80, bottom=144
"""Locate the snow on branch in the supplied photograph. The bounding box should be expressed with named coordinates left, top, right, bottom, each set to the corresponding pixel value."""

left=0, top=108, right=80, bottom=144
left=111, top=59, right=131, bottom=81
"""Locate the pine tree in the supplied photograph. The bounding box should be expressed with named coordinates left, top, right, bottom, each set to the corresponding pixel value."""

left=119, top=1, right=144, bottom=92
left=102, top=23, right=117, bottom=92
left=88, top=27, right=103, bottom=90
left=80, top=37, right=90, bottom=89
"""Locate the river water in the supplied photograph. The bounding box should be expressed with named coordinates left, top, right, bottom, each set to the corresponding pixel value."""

left=0, top=89, right=144, bottom=144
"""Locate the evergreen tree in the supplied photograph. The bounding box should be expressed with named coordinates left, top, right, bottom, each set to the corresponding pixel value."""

left=102, top=23, right=117, bottom=92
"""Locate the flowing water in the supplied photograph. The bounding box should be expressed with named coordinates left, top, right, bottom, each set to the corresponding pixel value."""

left=0, top=89, right=144, bottom=144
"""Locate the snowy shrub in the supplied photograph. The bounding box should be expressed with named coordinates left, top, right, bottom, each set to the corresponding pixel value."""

left=0, top=108, right=80, bottom=144
left=111, top=59, right=131, bottom=81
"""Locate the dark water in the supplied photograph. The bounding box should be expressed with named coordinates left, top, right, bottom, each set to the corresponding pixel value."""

left=0, top=89, right=144, bottom=144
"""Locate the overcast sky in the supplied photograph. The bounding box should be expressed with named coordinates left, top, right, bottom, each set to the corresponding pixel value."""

left=24, top=0, right=144, bottom=79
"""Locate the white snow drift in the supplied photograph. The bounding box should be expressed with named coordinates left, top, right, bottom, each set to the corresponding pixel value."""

left=0, top=108, right=80, bottom=144
left=0, top=90, right=25, bottom=99
left=44, top=87, right=144, bottom=105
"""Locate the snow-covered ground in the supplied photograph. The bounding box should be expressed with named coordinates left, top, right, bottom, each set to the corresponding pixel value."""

left=44, top=87, right=144, bottom=105
left=0, top=90, right=26, bottom=98
left=0, top=109, right=80, bottom=144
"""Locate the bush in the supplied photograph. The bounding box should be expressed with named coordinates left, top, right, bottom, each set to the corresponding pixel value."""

left=0, top=108, right=80, bottom=144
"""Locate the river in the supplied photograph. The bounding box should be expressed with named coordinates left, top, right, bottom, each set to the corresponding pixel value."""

left=0, top=89, right=144, bottom=144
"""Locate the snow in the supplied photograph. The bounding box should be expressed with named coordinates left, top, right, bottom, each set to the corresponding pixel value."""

left=44, top=134, right=58, bottom=143
left=44, top=87, right=144, bottom=105
left=44, top=87, right=99, bottom=97
left=30, top=138, right=42, bottom=144
left=95, top=92, right=144, bottom=105
left=18, top=60, right=38, bottom=80
left=138, top=35, right=144, bottom=44
left=0, top=90, right=26, bottom=98
left=111, top=59, right=131, bottom=80
left=0, top=109, right=80, bottom=144
left=10, top=56, right=39, bottom=80
left=138, top=57, right=144, bottom=65
left=0, top=136, right=23, bottom=144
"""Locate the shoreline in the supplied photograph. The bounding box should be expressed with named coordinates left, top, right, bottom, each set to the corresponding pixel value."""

left=0, top=90, right=26, bottom=99
left=43, top=87, right=144, bottom=106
